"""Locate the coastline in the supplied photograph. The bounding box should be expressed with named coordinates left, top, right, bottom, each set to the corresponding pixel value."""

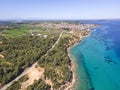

left=65, top=29, right=92, bottom=90
left=65, top=43, right=79, bottom=90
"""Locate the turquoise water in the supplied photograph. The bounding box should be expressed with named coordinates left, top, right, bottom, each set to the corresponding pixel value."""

left=70, top=20, right=120, bottom=90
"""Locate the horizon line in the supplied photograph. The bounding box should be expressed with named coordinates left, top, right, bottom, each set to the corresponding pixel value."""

left=0, top=18, right=120, bottom=21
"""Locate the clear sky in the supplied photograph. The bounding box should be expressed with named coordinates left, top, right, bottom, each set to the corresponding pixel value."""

left=0, top=0, right=120, bottom=20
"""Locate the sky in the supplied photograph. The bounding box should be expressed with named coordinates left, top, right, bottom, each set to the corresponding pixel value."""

left=0, top=0, right=120, bottom=20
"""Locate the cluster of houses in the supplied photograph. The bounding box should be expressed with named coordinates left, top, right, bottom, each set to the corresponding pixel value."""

left=29, top=22, right=97, bottom=38
left=38, top=22, right=96, bottom=31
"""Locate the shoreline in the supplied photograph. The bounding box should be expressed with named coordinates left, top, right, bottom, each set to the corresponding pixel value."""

left=65, top=29, right=92, bottom=90
left=65, top=43, right=78, bottom=90
left=65, top=39, right=81, bottom=90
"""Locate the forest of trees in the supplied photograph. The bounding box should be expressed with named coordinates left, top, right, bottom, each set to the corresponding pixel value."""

left=0, top=35, right=59, bottom=86
left=38, top=36, right=73, bottom=89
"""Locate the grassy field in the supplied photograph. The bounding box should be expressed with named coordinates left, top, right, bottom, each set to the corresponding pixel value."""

left=1, top=26, right=30, bottom=38
left=0, top=25, right=62, bottom=38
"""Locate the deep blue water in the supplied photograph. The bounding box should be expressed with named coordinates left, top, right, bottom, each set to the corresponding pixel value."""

left=70, top=20, right=120, bottom=90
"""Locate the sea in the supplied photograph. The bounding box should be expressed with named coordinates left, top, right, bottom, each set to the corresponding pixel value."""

left=70, top=20, right=120, bottom=90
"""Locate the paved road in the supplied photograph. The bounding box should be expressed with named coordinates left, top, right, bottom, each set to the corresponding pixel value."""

left=0, top=32, right=63, bottom=90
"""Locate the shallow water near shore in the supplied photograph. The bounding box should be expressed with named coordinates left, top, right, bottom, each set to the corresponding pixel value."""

left=70, top=20, right=120, bottom=90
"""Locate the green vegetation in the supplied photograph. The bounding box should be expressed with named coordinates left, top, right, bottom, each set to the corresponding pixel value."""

left=0, top=25, right=30, bottom=38
left=0, top=24, right=60, bottom=86
left=0, top=24, right=61, bottom=38
left=18, top=74, right=29, bottom=82
left=38, top=33, right=72, bottom=89
left=27, top=79, right=51, bottom=90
